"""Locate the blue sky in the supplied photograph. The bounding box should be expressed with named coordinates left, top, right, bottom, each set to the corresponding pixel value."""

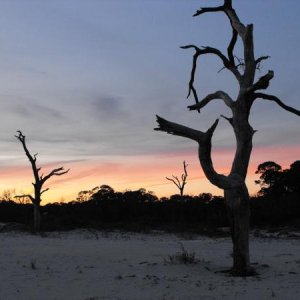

left=0, top=0, right=299, bottom=200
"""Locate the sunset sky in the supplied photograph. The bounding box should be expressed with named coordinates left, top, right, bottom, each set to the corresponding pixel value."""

left=0, top=0, right=299, bottom=203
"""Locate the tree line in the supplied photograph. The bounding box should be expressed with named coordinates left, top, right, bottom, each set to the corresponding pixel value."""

left=1, top=160, right=299, bottom=233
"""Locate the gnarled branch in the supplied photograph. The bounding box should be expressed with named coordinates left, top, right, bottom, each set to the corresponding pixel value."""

left=194, top=1, right=245, bottom=35
left=188, top=90, right=234, bottom=112
left=41, top=167, right=70, bottom=184
left=254, top=93, right=300, bottom=116
left=15, top=131, right=40, bottom=182
left=248, top=70, right=274, bottom=92
left=181, top=45, right=241, bottom=83
left=155, top=116, right=243, bottom=190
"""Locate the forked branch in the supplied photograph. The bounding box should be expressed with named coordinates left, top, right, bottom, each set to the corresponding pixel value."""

left=155, top=117, right=239, bottom=189
left=41, top=167, right=70, bottom=184
left=193, top=0, right=256, bottom=85
left=194, top=0, right=246, bottom=37
left=181, top=45, right=241, bottom=89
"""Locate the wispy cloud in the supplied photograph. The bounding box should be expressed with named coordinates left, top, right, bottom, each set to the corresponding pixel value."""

left=13, top=102, right=64, bottom=120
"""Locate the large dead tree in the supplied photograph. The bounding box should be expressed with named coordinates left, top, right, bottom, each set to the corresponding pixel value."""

left=155, top=0, right=300, bottom=275
left=15, top=131, right=69, bottom=232
left=166, top=161, right=188, bottom=199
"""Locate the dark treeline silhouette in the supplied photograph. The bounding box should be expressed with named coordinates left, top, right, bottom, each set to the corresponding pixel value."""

left=251, top=160, right=300, bottom=226
left=0, top=161, right=299, bottom=233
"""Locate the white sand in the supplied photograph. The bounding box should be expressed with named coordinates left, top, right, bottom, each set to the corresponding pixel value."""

left=0, top=229, right=299, bottom=300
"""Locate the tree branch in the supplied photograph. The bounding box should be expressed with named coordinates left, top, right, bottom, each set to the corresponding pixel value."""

left=181, top=45, right=241, bottom=104
left=193, top=0, right=257, bottom=87
left=14, top=194, right=34, bottom=202
left=255, top=55, right=270, bottom=66
left=248, top=70, right=274, bottom=92
left=254, top=93, right=300, bottom=116
left=166, top=176, right=181, bottom=189
left=155, top=116, right=243, bottom=190
left=188, top=90, right=234, bottom=112
left=221, top=114, right=234, bottom=126
left=228, top=28, right=238, bottom=65
left=193, top=5, right=224, bottom=17
left=155, top=115, right=207, bottom=142
left=41, top=167, right=70, bottom=184
left=15, top=131, right=40, bottom=182
left=41, top=188, right=50, bottom=195
left=194, top=1, right=246, bottom=35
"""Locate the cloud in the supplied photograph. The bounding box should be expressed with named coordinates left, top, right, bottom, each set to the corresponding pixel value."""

left=89, top=95, right=130, bottom=123
left=13, top=102, right=64, bottom=120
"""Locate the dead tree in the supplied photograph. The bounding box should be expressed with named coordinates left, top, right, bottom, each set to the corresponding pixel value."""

left=155, top=0, right=300, bottom=275
left=166, top=161, right=188, bottom=199
left=15, top=131, right=69, bottom=232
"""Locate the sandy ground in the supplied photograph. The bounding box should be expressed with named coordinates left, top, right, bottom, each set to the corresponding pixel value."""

left=0, top=229, right=299, bottom=300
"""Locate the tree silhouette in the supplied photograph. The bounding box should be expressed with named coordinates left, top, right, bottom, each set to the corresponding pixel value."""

left=155, top=0, right=300, bottom=275
left=255, top=161, right=283, bottom=196
left=255, top=160, right=300, bottom=196
left=166, top=161, right=188, bottom=199
left=15, top=131, right=69, bottom=232
left=286, top=161, right=300, bottom=193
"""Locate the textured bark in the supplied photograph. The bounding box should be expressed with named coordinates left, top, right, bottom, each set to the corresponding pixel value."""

left=155, top=0, right=300, bottom=276
left=224, top=184, right=251, bottom=275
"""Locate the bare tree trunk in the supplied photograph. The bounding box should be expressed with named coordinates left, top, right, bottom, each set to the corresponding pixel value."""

left=15, top=131, right=69, bottom=233
left=179, top=188, right=184, bottom=200
left=224, top=184, right=251, bottom=275
left=33, top=202, right=41, bottom=233
left=155, top=0, right=300, bottom=276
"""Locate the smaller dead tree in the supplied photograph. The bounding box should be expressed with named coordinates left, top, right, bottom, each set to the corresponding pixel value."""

left=166, top=161, right=188, bottom=199
left=15, top=131, right=69, bottom=232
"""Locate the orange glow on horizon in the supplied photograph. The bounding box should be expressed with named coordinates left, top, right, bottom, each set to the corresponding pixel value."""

left=0, top=144, right=299, bottom=204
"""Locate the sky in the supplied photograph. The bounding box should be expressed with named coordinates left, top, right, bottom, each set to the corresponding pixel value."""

left=0, top=0, right=299, bottom=203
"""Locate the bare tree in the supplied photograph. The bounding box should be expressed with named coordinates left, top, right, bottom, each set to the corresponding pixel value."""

left=15, top=131, right=69, bottom=232
left=155, top=0, right=300, bottom=275
left=14, top=194, right=31, bottom=204
left=0, top=189, right=16, bottom=202
left=166, top=161, right=188, bottom=199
